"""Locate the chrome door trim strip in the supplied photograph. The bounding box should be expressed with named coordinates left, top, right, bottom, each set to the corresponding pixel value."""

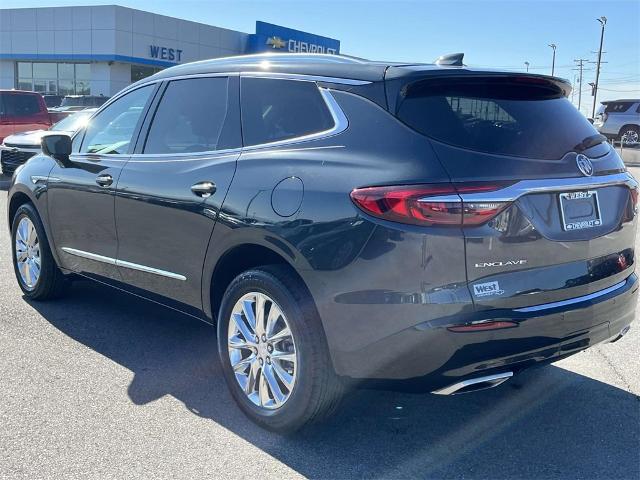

left=241, top=88, right=348, bottom=151
left=459, top=172, right=637, bottom=203
left=61, top=247, right=117, bottom=265
left=513, top=280, right=627, bottom=313
left=116, top=259, right=187, bottom=281
left=61, top=247, right=186, bottom=281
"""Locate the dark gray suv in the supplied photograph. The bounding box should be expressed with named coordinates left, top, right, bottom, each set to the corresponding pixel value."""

left=7, top=53, right=638, bottom=432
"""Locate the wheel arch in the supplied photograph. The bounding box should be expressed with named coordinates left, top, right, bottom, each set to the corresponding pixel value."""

left=206, top=242, right=315, bottom=325
left=618, top=123, right=640, bottom=137
left=8, top=191, right=33, bottom=232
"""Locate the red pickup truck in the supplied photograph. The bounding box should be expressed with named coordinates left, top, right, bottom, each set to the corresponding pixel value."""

left=0, top=90, right=53, bottom=144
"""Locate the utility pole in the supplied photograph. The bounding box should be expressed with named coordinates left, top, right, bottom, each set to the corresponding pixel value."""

left=548, top=44, right=557, bottom=76
left=591, top=16, right=607, bottom=118
left=573, top=58, right=589, bottom=111
left=524, top=61, right=530, bottom=72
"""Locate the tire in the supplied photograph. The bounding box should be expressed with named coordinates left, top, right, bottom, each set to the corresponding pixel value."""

left=11, top=203, right=68, bottom=300
left=620, top=125, right=639, bottom=145
left=217, top=265, right=343, bottom=433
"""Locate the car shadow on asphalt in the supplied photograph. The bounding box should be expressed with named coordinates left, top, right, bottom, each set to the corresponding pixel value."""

left=28, top=279, right=640, bottom=480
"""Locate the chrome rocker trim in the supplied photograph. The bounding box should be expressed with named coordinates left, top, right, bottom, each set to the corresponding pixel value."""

left=61, top=247, right=186, bottom=281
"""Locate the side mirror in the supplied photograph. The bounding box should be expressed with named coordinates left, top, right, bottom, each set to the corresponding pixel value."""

left=41, top=134, right=72, bottom=163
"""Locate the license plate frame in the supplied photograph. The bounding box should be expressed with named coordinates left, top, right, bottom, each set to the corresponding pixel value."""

left=559, top=190, right=602, bottom=231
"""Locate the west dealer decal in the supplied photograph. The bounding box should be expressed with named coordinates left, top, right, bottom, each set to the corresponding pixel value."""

left=473, top=281, right=505, bottom=297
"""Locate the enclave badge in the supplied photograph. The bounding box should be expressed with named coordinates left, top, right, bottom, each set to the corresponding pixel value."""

left=576, top=154, right=593, bottom=177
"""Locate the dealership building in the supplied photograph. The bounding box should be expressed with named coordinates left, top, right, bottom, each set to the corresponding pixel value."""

left=0, top=5, right=340, bottom=96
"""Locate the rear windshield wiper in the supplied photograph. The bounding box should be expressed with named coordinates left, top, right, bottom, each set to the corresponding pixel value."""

left=574, top=133, right=607, bottom=152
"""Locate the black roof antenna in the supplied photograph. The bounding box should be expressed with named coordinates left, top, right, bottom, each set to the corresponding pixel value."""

left=434, top=53, right=465, bottom=66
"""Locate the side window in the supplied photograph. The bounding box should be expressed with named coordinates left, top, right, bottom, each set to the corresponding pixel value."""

left=144, top=77, right=239, bottom=154
left=4, top=94, right=41, bottom=116
left=241, top=78, right=335, bottom=146
left=80, top=85, right=153, bottom=155
left=605, top=102, right=633, bottom=113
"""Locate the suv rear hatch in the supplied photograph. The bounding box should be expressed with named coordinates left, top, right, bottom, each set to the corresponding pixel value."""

left=389, top=70, right=637, bottom=311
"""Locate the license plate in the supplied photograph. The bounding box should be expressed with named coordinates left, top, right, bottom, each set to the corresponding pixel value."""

left=559, top=190, right=602, bottom=231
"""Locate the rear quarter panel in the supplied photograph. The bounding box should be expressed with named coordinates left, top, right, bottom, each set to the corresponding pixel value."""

left=203, top=89, right=474, bottom=377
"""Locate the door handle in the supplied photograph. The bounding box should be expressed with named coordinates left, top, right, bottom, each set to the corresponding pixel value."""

left=95, top=174, right=113, bottom=187
left=191, top=181, right=217, bottom=198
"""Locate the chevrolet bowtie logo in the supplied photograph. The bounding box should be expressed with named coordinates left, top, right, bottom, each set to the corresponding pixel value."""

left=266, top=36, right=286, bottom=49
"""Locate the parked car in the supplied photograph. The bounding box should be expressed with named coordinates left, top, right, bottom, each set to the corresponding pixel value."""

left=43, top=94, right=64, bottom=108
left=0, top=90, right=51, bottom=144
left=50, top=95, right=109, bottom=113
left=594, top=99, right=640, bottom=145
left=0, top=109, right=95, bottom=176
left=7, top=53, right=637, bottom=432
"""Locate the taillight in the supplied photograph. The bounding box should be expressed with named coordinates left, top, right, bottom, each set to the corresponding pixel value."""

left=350, top=183, right=512, bottom=227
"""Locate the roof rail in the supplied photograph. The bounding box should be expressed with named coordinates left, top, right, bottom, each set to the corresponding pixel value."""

left=434, top=53, right=464, bottom=66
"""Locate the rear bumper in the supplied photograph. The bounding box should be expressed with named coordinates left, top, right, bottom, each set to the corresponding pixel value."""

left=334, top=273, right=637, bottom=390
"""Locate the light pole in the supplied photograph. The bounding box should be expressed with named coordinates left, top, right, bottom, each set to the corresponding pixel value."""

left=548, top=44, right=557, bottom=76
left=524, top=61, right=530, bottom=72
left=592, top=16, right=607, bottom=118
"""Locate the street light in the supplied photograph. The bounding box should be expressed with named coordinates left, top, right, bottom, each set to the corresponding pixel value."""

left=524, top=61, right=530, bottom=72
left=592, top=16, right=607, bottom=118
left=548, top=44, right=557, bottom=76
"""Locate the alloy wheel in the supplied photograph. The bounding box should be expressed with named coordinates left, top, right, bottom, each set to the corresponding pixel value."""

left=621, top=129, right=639, bottom=145
left=227, top=292, right=297, bottom=409
left=15, top=217, right=41, bottom=289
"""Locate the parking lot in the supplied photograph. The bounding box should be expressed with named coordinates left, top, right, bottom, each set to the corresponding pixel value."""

left=0, top=170, right=638, bottom=480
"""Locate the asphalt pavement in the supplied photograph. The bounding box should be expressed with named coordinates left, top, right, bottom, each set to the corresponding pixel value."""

left=0, top=170, right=638, bottom=480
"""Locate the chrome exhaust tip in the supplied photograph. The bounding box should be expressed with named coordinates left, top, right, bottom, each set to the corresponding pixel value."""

left=432, top=372, right=514, bottom=396
left=609, top=325, right=631, bottom=343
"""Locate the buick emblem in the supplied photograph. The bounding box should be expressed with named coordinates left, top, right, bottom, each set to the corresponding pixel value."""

left=576, top=154, right=593, bottom=177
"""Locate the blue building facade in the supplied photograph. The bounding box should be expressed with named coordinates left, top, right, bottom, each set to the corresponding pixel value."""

left=0, top=6, right=341, bottom=96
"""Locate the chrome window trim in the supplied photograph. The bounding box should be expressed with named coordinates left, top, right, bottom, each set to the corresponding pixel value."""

left=61, top=247, right=186, bottom=281
left=458, top=172, right=637, bottom=203
left=111, top=71, right=368, bottom=101
left=241, top=87, right=348, bottom=151
left=127, top=87, right=348, bottom=159
left=514, top=280, right=627, bottom=313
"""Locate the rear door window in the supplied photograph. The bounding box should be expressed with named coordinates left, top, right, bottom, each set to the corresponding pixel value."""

left=396, top=77, right=598, bottom=160
left=3, top=94, right=41, bottom=116
left=143, top=77, right=240, bottom=154
left=240, top=77, right=334, bottom=146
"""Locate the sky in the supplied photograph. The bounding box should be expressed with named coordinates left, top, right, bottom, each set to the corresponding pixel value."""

left=3, top=0, right=639, bottom=115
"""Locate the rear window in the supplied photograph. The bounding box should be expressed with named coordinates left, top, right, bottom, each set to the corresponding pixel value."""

left=144, top=77, right=239, bottom=154
left=241, top=78, right=334, bottom=146
left=1, top=93, right=42, bottom=116
left=604, top=102, right=633, bottom=113
left=396, top=77, right=597, bottom=160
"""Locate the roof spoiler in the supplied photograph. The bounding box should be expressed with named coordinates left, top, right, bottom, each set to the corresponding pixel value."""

left=434, top=53, right=464, bottom=67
